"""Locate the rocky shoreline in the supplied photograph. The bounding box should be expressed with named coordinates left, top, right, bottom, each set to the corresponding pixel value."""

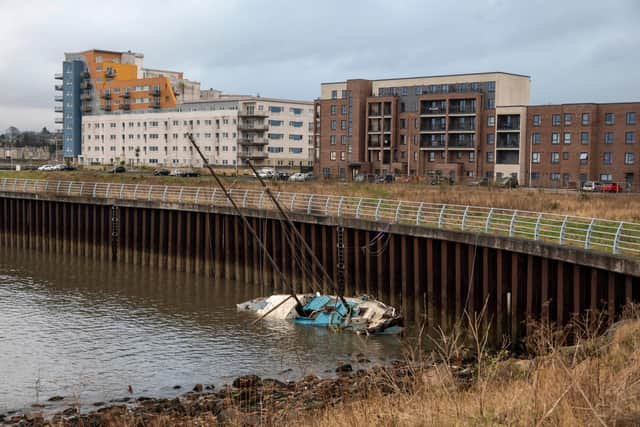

left=1, top=360, right=444, bottom=426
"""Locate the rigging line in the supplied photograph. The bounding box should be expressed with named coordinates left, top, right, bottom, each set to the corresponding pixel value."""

left=277, top=221, right=324, bottom=293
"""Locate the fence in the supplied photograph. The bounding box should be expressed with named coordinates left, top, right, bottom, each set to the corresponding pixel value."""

left=2, top=177, right=640, bottom=257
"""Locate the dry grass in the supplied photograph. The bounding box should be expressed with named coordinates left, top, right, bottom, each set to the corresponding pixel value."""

left=2, top=169, right=640, bottom=221
left=287, top=306, right=640, bottom=427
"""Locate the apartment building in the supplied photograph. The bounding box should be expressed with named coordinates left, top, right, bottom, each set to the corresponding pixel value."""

left=79, top=98, right=315, bottom=169
left=314, top=72, right=531, bottom=182
left=526, top=104, right=640, bottom=189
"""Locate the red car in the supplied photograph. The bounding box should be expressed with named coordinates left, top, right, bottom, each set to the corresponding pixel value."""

left=600, top=183, right=623, bottom=193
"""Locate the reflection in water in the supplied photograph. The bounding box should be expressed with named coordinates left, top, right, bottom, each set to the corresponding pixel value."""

left=0, top=249, right=404, bottom=413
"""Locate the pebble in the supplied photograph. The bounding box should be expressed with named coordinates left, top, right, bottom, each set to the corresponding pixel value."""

left=47, top=395, right=64, bottom=401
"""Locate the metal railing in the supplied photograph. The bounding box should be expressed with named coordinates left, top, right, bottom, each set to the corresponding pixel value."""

left=2, top=177, right=640, bottom=257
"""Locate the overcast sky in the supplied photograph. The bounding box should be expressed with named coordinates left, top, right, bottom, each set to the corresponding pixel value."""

left=1, top=0, right=639, bottom=131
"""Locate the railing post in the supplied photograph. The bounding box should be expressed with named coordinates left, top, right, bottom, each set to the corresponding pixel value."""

left=509, top=210, right=518, bottom=237
left=1, top=178, right=6, bottom=191
left=534, top=213, right=543, bottom=240
left=306, top=195, right=314, bottom=214
left=584, top=218, right=596, bottom=249
left=119, top=184, right=124, bottom=199
left=23, top=180, right=28, bottom=192
left=395, top=202, right=402, bottom=223
left=92, top=183, right=97, bottom=198
left=79, top=183, right=84, bottom=196
left=178, top=187, right=184, bottom=204
left=132, top=184, right=139, bottom=200
left=243, top=190, right=249, bottom=208
left=324, top=196, right=331, bottom=216
left=147, top=186, right=153, bottom=201
left=66, top=182, right=72, bottom=196
left=484, top=208, right=494, bottom=233
left=337, top=196, right=345, bottom=217
left=228, top=189, right=234, bottom=206
left=374, top=199, right=382, bottom=221
left=461, top=206, right=470, bottom=231
left=211, top=189, right=218, bottom=206
left=559, top=215, right=569, bottom=244
left=355, top=198, right=363, bottom=219
left=290, top=194, right=297, bottom=211
left=194, top=188, right=201, bottom=204
left=56, top=181, right=61, bottom=193
left=105, top=183, right=111, bottom=198
left=416, top=202, right=424, bottom=225
left=258, top=191, right=265, bottom=209
left=613, top=222, right=624, bottom=254
left=437, top=204, right=447, bottom=228
left=44, top=181, right=49, bottom=193
left=162, top=185, right=169, bottom=202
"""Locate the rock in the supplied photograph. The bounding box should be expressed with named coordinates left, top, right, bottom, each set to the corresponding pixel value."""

left=47, top=395, right=64, bottom=402
left=357, top=357, right=371, bottom=363
left=205, top=384, right=215, bottom=390
left=93, top=401, right=105, bottom=407
left=62, top=407, right=78, bottom=416
left=173, top=385, right=182, bottom=390
left=302, top=374, right=320, bottom=383
left=137, top=396, right=153, bottom=402
left=232, top=374, right=262, bottom=388
left=262, top=378, right=287, bottom=389
left=31, top=403, right=45, bottom=408
left=336, top=363, right=353, bottom=373
left=192, top=383, right=203, bottom=393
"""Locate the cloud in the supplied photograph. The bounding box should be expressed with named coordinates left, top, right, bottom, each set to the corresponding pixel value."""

left=0, top=0, right=638, bottom=130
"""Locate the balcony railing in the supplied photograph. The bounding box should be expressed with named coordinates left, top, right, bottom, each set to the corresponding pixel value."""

left=239, top=151, right=268, bottom=160
left=238, top=122, right=268, bottom=131
left=101, top=92, right=112, bottom=99
left=81, top=105, right=92, bottom=113
left=448, top=141, right=475, bottom=149
left=102, top=104, right=112, bottom=112
left=238, top=108, right=268, bottom=117
left=121, top=91, right=131, bottom=98
left=238, top=137, right=268, bottom=145
left=421, top=125, right=447, bottom=132
left=498, top=121, right=520, bottom=131
left=448, top=123, right=475, bottom=131
left=81, top=71, right=91, bottom=79
left=105, top=69, right=116, bottom=79
left=149, top=101, right=161, bottom=109
left=121, top=104, right=131, bottom=110
left=81, top=81, right=92, bottom=90
left=2, top=178, right=639, bottom=257
left=448, top=105, right=476, bottom=114
left=54, top=84, right=63, bottom=91
left=54, top=117, right=63, bottom=124
left=421, top=106, right=447, bottom=115
left=420, top=141, right=446, bottom=149
left=149, top=87, right=161, bottom=96
left=54, top=73, right=63, bottom=80
left=80, top=93, right=92, bottom=101
left=497, top=141, right=520, bottom=149
left=54, top=95, right=64, bottom=102
left=54, top=106, right=63, bottom=113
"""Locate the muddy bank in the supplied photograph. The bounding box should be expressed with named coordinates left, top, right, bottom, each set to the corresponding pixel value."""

left=1, top=360, right=465, bottom=426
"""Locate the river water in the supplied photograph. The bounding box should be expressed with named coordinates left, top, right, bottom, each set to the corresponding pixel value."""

left=0, top=250, right=405, bottom=414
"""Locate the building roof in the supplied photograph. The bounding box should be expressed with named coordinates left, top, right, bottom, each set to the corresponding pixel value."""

left=320, top=71, right=531, bottom=86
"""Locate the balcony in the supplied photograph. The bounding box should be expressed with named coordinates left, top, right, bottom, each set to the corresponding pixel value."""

left=81, top=104, right=92, bottom=113
left=238, top=108, right=268, bottom=117
left=81, top=71, right=91, bottom=79
left=81, top=81, right=92, bottom=90
left=149, top=100, right=161, bottom=109
left=105, top=69, right=116, bottom=79
left=55, top=84, right=63, bottom=91
left=54, top=73, right=63, bottom=80
left=54, top=117, right=63, bottom=124
left=80, top=93, right=92, bottom=101
left=497, top=115, right=520, bottom=131
left=420, top=100, right=446, bottom=115
left=238, top=137, right=268, bottom=145
left=238, top=122, right=268, bottom=131
left=448, top=105, right=476, bottom=114
left=448, top=118, right=475, bottom=132
left=121, top=103, right=131, bottom=110
left=149, top=87, right=161, bottom=96
left=101, top=92, right=112, bottom=99
left=102, top=104, right=112, bottom=112
left=420, top=141, right=446, bottom=150
left=497, top=133, right=520, bottom=149
left=121, top=91, right=131, bottom=98
left=239, top=151, right=268, bottom=160
left=448, top=135, right=475, bottom=149
left=421, top=122, right=447, bottom=132
left=54, top=106, right=63, bottom=112
left=54, top=95, right=64, bottom=102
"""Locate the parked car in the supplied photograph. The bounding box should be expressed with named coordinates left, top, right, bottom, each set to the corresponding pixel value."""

left=154, top=169, right=170, bottom=176
left=303, top=172, right=314, bottom=181
left=37, top=164, right=54, bottom=171
left=289, top=172, right=306, bottom=182
left=108, top=166, right=126, bottom=173
left=255, top=167, right=275, bottom=179
left=170, top=168, right=200, bottom=177
left=354, top=173, right=377, bottom=183
left=581, top=181, right=601, bottom=192
left=469, top=177, right=489, bottom=186
left=600, top=182, right=623, bottom=193
left=495, top=176, right=518, bottom=188
left=275, top=171, right=290, bottom=181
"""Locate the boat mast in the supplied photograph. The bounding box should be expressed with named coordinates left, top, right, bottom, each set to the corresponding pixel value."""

left=244, top=161, right=350, bottom=308
left=186, top=133, right=305, bottom=313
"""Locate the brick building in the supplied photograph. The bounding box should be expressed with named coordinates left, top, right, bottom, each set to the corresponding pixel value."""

left=314, top=72, right=640, bottom=189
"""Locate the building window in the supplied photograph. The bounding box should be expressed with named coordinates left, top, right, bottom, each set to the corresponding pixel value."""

left=564, top=113, right=572, bottom=125
left=603, top=152, right=612, bottom=165
left=487, top=116, right=495, bottom=127
left=582, top=113, right=590, bottom=125
left=550, top=172, right=560, bottom=181
left=399, top=135, right=406, bottom=145
left=532, top=152, right=540, bottom=163
left=625, top=152, right=635, bottom=165
left=340, top=151, right=346, bottom=161
left=469, top=152, right=475, bottom=162
left=340, top=120, right=347, bottom=130
left=330, top=151, right=336, bottom=160
left=400, top=119, right=406, bottom=129
left=487, top=134, right=494, bottom=145
left=551, top=132, right=560, bottom=144
left=627, top=112, right=636, bottom=125
left=604, top=132, right=613, bottom=144
left=341, top=105, right=347, bottom=114
left=330, top=105, right=336, bottom=115
left=531, top=172, right=540, bottom=181
left=322, top=168, right=331, bottom=177
left=600, top=174, right=612, bottom=182
left=269, top=120, right=283, bottom=126
left=428, top=152, right=436, bottom=162
left=532, top=115, right=541, bottom=126
left=580, top=132, right=589, bottom=145
left=552, top=114, right=561, bottom=126
left=563, top=132, right=571, bottom=144
left=330, top=120, right=336, bottom=130
left=562, top=152, right=569, bottom=160
left=532, top=133, right=541, bottom=144
left=551, top=152, right=560, bottom=163
left=486, top=152, right=494, bottom=163
left=268, top=133, right=284, bottom=140
left=329, top=135, right=336, bottom=145
left=331, top=90, right=338, bottom=100
left=605, top=113, right=614, bottom=125
left=269, top=106, right=283, bottom=113
left=626, top=131, right=636, bottom=144
left=580, top=152, right=589, bottom=165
